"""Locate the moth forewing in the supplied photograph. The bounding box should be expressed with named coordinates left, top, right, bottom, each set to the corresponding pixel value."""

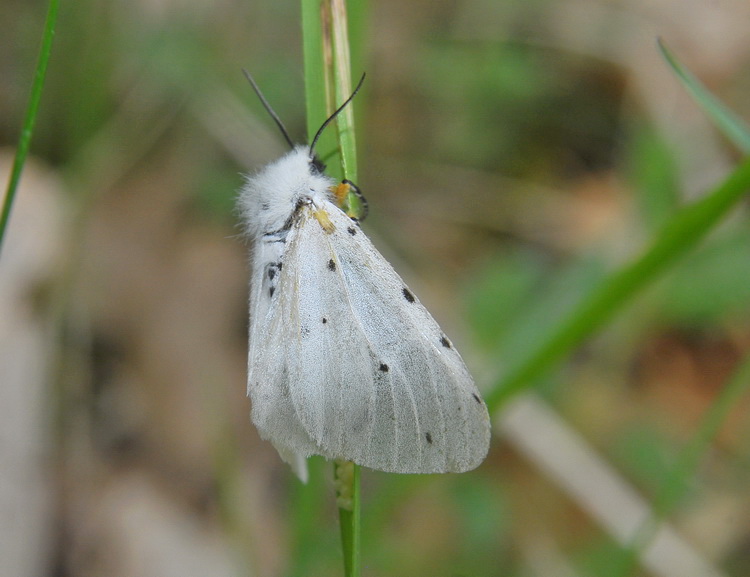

left=249, top=198, right=491, bottom=474
left=238, top=77, right=490, bottom=480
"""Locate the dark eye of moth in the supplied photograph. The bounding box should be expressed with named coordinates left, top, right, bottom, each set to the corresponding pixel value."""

left=310, top=156, right=326, bottom=174
left=402, top=288, right=415, bottom=303
left=440, top=336, right=451, bottom=349
left=347, top=226, right=357, bottom=236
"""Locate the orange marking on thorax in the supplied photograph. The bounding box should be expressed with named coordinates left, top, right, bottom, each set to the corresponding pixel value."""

left=333, top=181, right=351, bottom=207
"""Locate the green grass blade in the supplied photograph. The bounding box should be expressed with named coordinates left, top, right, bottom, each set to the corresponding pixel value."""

left=328, top=0, right=362, bottom=570
left=302, top=0, right=329, bottom=146
left=0, top=0, right=60, bottom=256
left=612, top=352, right=750, bottom=577
left=335, top=461, right=361, bottom=577
left=658, top=38, right=750, bottom=154
left=330, top=0, right=358, bottom=183
left=301, top=1, right=362, bottom=576
left=486, top=156, right=750, bottom=411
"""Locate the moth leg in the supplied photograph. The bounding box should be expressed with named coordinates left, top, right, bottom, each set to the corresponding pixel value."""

left=333, top=179, right=369, bottom=222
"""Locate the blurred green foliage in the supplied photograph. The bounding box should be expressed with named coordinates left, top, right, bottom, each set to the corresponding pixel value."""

left=5, top=0, right=750, bottom=576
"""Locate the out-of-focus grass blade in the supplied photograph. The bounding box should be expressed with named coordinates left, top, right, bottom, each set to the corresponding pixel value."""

left=658, top=38, right=750, bottom=154
left=612, top=352, right=750, bottom=577
left=486, top=155, right=750, bottom=411
left=0, top=0, right=60, bottom=256
left=485, top=44, right=750, bottom=410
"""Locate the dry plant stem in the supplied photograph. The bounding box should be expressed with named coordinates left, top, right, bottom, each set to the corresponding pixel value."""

left=612, top=352, right=750, bottom=577
left=500, top=395, right=726, bottom=577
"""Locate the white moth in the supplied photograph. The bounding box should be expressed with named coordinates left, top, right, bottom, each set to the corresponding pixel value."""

left=238, top=74, right=490, bottom=481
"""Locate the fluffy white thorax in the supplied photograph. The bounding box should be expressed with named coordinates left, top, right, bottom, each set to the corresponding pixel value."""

left=239, top=145, right=336, bottom=239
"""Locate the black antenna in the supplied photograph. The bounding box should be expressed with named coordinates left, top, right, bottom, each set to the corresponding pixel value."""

left=242, top=69, right=295, bottom=150
left=309, top=73, right=366, bottom=157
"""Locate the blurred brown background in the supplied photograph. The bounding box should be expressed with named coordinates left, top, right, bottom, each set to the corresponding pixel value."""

left=2, top=0, right=750, bottom=576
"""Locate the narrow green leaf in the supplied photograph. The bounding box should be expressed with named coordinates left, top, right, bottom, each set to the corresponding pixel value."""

left=0, top=0, right=60, bottom=256
left=486, top=156, right=750, bottom=411
left=658, top=38, right=750, bottom=154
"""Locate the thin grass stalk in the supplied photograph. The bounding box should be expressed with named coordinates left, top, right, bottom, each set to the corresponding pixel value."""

left=301, top=1, right=362, bottom=575
left=0, top=0, right=60, bottom=256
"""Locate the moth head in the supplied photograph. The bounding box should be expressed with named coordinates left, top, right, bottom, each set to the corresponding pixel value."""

left=240, top=72, right=367, bottom=235
left=310, top=155, right=327, bottom=176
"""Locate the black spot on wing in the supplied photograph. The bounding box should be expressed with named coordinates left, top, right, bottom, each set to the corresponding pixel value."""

left=322, top=317, right=327, bottom=324
left=347, top=226, right=357, bottom=236
left=440, top=336, right=451, bottom=348
left=472, top=393, right=482, bottom=404
left=265, top=262, right=282, bottom=299
left=425, top=432, right=433, bottom=444
left=402, top=288, right=415, bottom=303
left=327, top=259, right=336, bottom=271
left=379, top=363, right=389, bottom=372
